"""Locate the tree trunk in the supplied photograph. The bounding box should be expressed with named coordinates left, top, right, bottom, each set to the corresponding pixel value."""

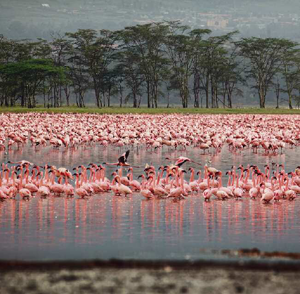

left=21, top=83, right=25, bottom=107
left=64, top=86, right=70, bottom=107
left=102, top=91, right=106, bottom=107
left=147, top=80, right=150, bottom=108
left=227, top=93, right=232, bottom=108
left=215, top=87, right=219, bottom=108
left=75, top=93, right=79, bottom=107
left=259, top=87, right=266, bottom=108
left=154, top=83, right=158, bottom=108
left=59, top=85, right=62, bottom=107
left=107, top=87, right=111, bottom=107
left=133, top=92, right=137, bottom=108
left=94, top=80, right=101, bottom=108
left=211, top=82, right=215, bottom=108
left=193, top=73, right=200, bottom=108
left=275, top=82, right=280, bottom=109
left=288, top=91, right=293, bottom=109
left=4, top=94, right=9, bottom=107
left=205, top=77, right=209, bottom=108
left=119, top=84, right=123, bottom=108
left=259, top=99, right=265, bottom=108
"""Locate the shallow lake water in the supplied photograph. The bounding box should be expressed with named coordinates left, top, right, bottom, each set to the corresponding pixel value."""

left=0, top=144, right=300, bottom=261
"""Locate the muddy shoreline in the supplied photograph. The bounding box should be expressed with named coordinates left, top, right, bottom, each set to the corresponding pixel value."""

left=1, top=258, right=300, bottom=272
left=1, top=260, right=300, bottom=294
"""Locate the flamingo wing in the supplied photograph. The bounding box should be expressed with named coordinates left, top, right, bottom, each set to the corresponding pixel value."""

left=175, top=159, right=188, bottom=167
left=118, top=150, right=130, bottom=164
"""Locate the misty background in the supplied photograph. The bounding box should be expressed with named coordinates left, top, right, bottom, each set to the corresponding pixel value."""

left=1, top=0, right=300, bottom=41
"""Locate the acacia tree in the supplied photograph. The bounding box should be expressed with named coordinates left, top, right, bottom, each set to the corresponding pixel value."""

left=236, top=37, right=294, bottom=108
left=116, top=49, right=144, bottom=108
left=280, top=41, right=300, bottom=109
left=65, top=30, right=93, bottom=107
left=118, top=23, right=169, bottom=108
left=50, top=35, right=73, bottom=107
left=189, top=29, right=211, bottom=108
left=0, top=59, right=65, bottom=108
left=91, top=30, right=118, bottom=107
left=0, top=38, right=58, bottom=107
left=0, top=36, right=16, bottom=106
left=164, top=22, right=196, bottom=108
left=66, top=29, right=117, bottom=107
left=220, top=46, right=244, bottom=109
left=192, top=32, right=239, bottom=108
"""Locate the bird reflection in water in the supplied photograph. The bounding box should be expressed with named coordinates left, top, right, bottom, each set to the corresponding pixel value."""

left=0, top=144, right=299, bottom=259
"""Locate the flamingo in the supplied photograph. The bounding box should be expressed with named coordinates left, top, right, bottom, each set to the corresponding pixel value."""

left=147, top=173, right=168, bottom=198
left=203, top=178, right=213, bottom=201
left=233, top=172, right=244, bottom=199
left=74, top=173, right=89, bottom=198
left=188, top=168, right=199, bottom=192
left=261, top=183, right=274, bottom=204
left=127, top=167, right=141, bottom=191
left=113, top=175, right=133, bottom=196
left=138, top=175, right=154, bottom=199
left=49, top=173, right=65, bottom=196
left=215, top=173, right=230, bottom=200
left=63, top=175, right=75, bottom=197
left=283, top=177, right=296, bottom=201
left=249, top=174, right=259, bottom=199
left=37, top=172, right=50, bottom=197
left=167, top=169, right=187, bottom=200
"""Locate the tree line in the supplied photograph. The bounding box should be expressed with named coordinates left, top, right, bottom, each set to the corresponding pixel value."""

left=1, top=21, right=300, bottom=109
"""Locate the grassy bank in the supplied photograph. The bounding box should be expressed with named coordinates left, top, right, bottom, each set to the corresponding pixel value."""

left=1, top=106, right=300, bottom=114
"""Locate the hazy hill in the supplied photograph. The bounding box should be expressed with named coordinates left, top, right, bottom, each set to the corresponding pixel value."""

left=1, top=0, right=300, bottom=40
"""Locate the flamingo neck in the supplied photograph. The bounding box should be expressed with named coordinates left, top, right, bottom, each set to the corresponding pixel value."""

left=5, top=170, right=9, bottom=183
left=88, top=169, right=93, bottom=183
left=175, top=172, right=180, bottom=187
left=232, top=172, right=236, bottom=186
left=204, top=166, right=208, bottom=180
left=189, top=169, right=194, bottom=183
left=219, top=174, right=222, bottom=188
left=75, top=175, right=80, bottom=188
left=181, top=172, right=184, bottom=190
left=39, top=173, right=44, bottom=187
left=244, top=169, right=250, bottom=183
left=226, top=173, right=230, bottom=186
left=197, top=171, right=202, bottom=184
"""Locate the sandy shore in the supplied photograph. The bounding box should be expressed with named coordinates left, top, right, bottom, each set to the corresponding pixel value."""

left=1, top=261, right=300, bottom=294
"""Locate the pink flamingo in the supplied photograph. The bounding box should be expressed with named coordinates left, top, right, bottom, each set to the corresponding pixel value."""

left=138, top=175, right=154, bottom=199
left=113, top=175, right=133, bottom=196
left=128, top=167, right=141, bottom=191
left=37, top=172, right=50, bottom=197
left=49, top=172, right=65, bottom=196
left=74, top=173, right=89, bottom=198
left=168, top=169, right=186, bottom=200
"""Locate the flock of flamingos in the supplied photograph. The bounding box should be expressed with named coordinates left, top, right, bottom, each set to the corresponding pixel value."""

left=0, top=112, right=300, bottom=204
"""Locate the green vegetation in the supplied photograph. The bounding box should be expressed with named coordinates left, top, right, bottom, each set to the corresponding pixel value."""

left=1, top=106, right=300, bottom=115
left=1, top=22, right=300, bottom=109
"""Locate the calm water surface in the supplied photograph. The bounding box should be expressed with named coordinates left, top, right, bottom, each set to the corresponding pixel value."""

left=0, top=144, right=299, bottom=261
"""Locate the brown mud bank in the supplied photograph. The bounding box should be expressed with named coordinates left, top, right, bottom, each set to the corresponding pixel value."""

left=1, top=259, right=300, bottom=294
